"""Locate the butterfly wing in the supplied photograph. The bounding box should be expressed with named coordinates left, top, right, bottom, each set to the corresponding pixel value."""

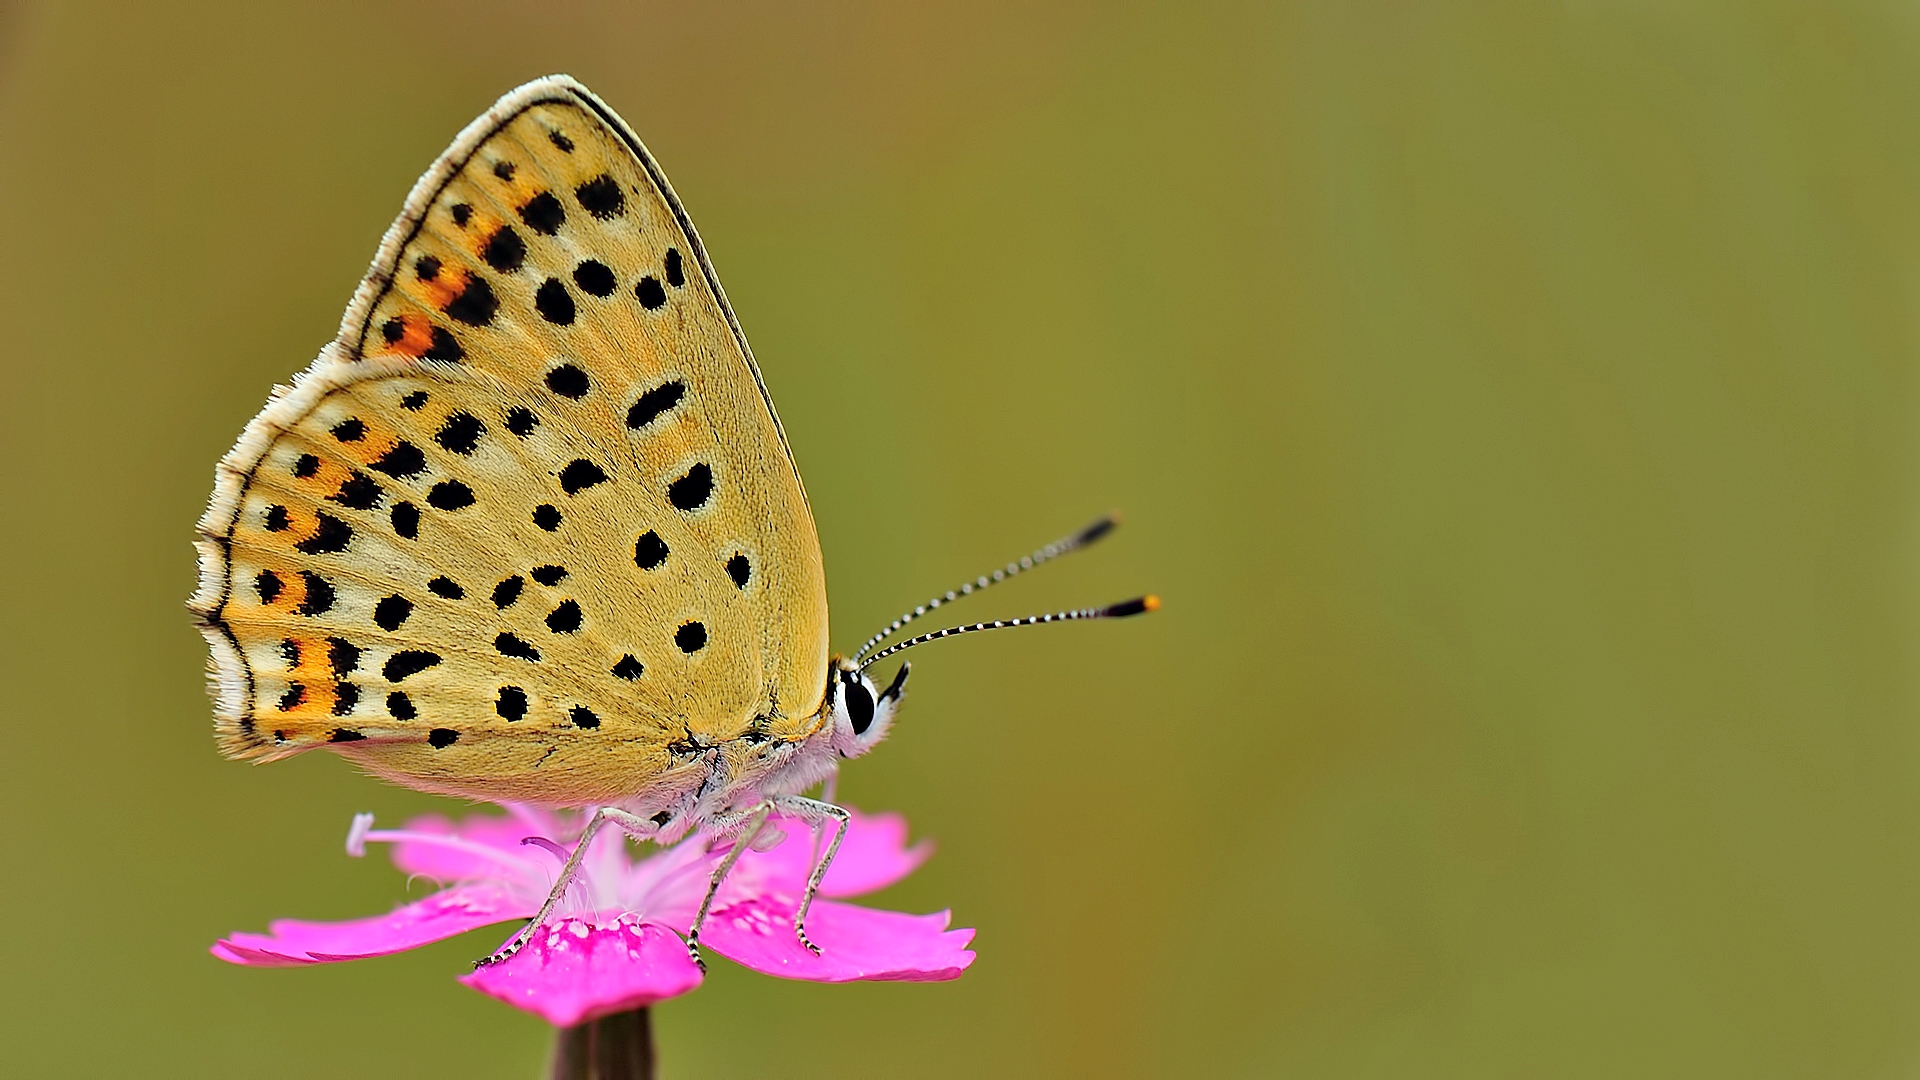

left=190, top=77, right=830, bottom=806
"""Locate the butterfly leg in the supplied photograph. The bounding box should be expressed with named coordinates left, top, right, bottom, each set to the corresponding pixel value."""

left=768, top=795, right=851, bottom=956
left=472, top=807, right=616, bottom=969
left=683, top=802, right=773, bottom=972
left=806, top=772, right=839, bottom=890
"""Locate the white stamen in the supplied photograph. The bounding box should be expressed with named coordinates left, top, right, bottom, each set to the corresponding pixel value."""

left=360, top=828, right=548, bottom=875
left=345, top=812, right=375, bottom=858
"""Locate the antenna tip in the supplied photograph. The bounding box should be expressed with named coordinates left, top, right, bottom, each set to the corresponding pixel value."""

left=1103, top=594, right=1160, bottom=618
left=1075, top=514, right=1122, bottom=546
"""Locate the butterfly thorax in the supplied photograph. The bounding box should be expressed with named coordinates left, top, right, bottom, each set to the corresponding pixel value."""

left=634, top=659, right=896, bottom=837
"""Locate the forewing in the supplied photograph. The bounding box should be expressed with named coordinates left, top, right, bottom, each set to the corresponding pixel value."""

left=190, top=78, right=830, bottom=805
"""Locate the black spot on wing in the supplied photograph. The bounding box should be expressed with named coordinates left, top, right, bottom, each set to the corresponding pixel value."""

left=575, top=174, right=624, bottom=218
left=569, top=706, right=600, bottom=729
left=264, top=505, right=290, bottom=531
left=373, top=594, right=413, bottom=632
left=634, top=531, right=668, bottom=570
left=573, top=259, right=616, bottom=297
left=401, top=391, right=429, bottom=411
left=493, top=576, right=524, bottom=608
left=255, top=570, right=283, bottom=604
left=297, top=572, right=335, bottom=616
left=626, top=381, right=685, bottom=429
left=383, top=650, right=441, bottom=682
left=559, top=459, right=608, bottom=495
left=427, top=480, right=475, bottom=511
left=493, top=160, right=516, bottom=181
left=675, top=621, right=707, bottom=653
left=533, top=504, right=562, bottom=531
left=484, top=225, right=525, bottom=272
left=445, top=274, right=498, bottom=327
left=546, top=600, right=582, bottom=634
left=415, top=255, right=441, bottom=281
left=331, top=685, right=359, bottom=717
left=506, top=407, right=539, bottom=437
left=427, top=576, right=464, bottom=600
left=668, top=463, right=713, bottom=511
left=635, top=276, right=666, bottom=310
left=434, top=412, right=485, bottom=455
left=530, top=564, right=568, bottom=586
left=330, top=726, right=364, bottom=741
left=330, top=472, right=382, bottom=510
left=294, top=513, right=353, bottom=555
left=451, top=203, right=472, bottom=226
left=390, top=501, right=420, bottom=539
left=519, top=191, right=565, bottom=234
left=372, top=441, right=427, bottom=478
left=495, top=633, right=541, bottom=661
left=548, top=128, right=574, bottom=152
left=277, top=684, right=305, bottom=711
left=496, top=686, right=528, bottom=719
left=545, top=364, right=589, bottom=399
left=429, top=727, right=459, bottom=747
left=727, top=554, right=751, bottom=589
left=279, top=639, right=300, bottom=666
left=664, top=248, right=685, bottom=288
left=293, top=454, right=320, bottom=479
left=423, top=326, right=465, bottom=362
left=535, top=278, right=576, bottom=325
left=327, top=637, right=361, bottom=677
left=388, top=691, right=417, bottom=720
left=331, top=418, right=366, bottom=442
left=611, top=655, right=644, bottom=680
left=382, top=319, right=406, bottom=344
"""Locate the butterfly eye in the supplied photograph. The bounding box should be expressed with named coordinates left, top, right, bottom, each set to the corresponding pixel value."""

left=842, top=675, right=875, bottom=736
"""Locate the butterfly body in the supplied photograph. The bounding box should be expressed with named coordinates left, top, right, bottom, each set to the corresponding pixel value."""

left=196, top=76, right=1149, bottom=966
left=192, top=77, right=851, bottom=813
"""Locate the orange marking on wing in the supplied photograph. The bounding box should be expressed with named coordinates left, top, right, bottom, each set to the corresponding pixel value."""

left=286, top=636, right=324, bottom=679
left=248, top=504, right=311, bottom=546
left=262, top=464, right=357, bottom=550
left=288, top=457, right=349, bottom=493
left=286, top=680, right=337, bottom=718
left=376, top=313, right=436, bottom=359
left=275, top=571, right=307, bottom=611
left=409, top=269, right=465, bottom=311
left=341, top=426, right=406, bottom=472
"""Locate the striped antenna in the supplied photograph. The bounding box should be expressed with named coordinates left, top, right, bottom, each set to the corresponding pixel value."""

left=857, top=596, right=1160, bottom=674
left=852, top=513, right=1123, bottom=664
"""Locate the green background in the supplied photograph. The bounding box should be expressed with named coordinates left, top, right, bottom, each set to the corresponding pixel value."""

left=4, top=2, right=1918, bottom=1076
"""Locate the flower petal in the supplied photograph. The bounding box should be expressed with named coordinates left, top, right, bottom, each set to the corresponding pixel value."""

left=734, top=809, right=932, bottom=899
left=459, top=917, right=703, bottom=1027
left=703, top=896, right=975, bottom=983
left=816, top=809, right=932, bottom=898
left=212, top=883, right=526, bottom=966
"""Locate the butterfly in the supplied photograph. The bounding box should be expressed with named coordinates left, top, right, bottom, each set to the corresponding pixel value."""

left=189, top=75, right=1155, bottom=968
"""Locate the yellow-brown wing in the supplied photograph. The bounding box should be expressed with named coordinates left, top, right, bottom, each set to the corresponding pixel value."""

left=189, top=77, right=830, bottom=806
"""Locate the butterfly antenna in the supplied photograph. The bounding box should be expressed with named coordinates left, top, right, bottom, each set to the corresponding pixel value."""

left=851, top=512, right=1124, bottom=664
left=856, top=595, right=1160, bottom=674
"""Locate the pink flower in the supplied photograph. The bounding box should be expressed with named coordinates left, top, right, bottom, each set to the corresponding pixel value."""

left=213, top=804, right=974, bottom=1027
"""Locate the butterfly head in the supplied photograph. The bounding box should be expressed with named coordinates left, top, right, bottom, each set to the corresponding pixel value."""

left=827, top=658, right=909, bottom=758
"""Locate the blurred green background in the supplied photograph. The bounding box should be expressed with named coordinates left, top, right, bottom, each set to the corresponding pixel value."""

left=5, top=1, right=1919, bottom=1076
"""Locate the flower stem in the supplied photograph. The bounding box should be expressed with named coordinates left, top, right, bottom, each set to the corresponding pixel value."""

left=548, top=1007, right=654, bottom=1080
